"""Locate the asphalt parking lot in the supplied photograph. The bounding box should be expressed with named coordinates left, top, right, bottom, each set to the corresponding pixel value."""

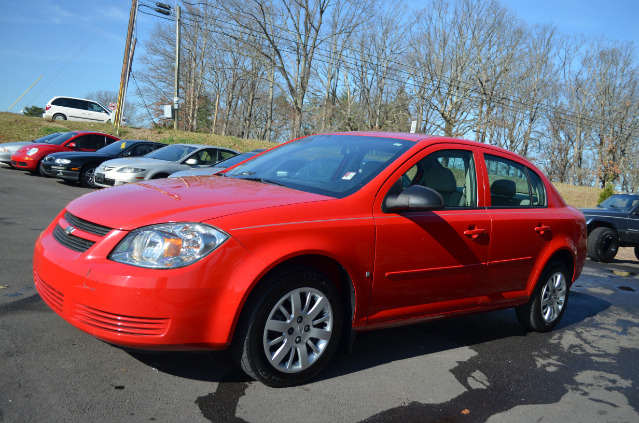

left=1, top=164, right=638, bottom=423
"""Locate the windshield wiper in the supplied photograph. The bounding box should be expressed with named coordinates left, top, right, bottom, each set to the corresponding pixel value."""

left=238, top=176, right=285, bottom=186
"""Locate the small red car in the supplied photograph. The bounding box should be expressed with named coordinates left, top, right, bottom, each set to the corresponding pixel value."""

left=33, top=133, right=587, bottom=387
left=11, top=131, right=119, bottom=175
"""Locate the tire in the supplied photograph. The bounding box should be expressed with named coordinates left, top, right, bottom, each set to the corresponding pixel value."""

left=52, top=114, right=66, bottom=121
left=587, top=227, right=619, bottom=262
left=634, top=246, right=639, bottom=261
left=516, top=261, right=569, bottom=332
left=232, top=268, right=343, bottom=387
left=151, top=173, right=168, bottom=179
left=80, top=165, right=97, bottom=188
left=35, top=159, right=46, bottom=176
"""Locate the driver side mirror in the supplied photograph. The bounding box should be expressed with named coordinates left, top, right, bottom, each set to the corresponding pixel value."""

left=67, top=142, right=77, bottom=148
left=185, top=158, right=198, bottom=165
left=384, top=185, right=444, bottom=212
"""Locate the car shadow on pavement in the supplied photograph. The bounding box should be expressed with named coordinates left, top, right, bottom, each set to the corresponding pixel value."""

left=121, top=290, right=609, bottom=386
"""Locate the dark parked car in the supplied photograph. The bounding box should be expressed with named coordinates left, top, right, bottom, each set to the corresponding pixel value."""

left=581, top=193, right=639, bottom=262
left=41, top=140, right=166, bottom=188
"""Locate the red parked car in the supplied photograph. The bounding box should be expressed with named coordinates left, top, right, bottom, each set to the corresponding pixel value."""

left=33, top=133, right=587, bottom=387
left=11, top=131, right=119, bottom=175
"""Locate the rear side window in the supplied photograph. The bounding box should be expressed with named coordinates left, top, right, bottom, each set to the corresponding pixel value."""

left=485, top=154, right=546, bottom=207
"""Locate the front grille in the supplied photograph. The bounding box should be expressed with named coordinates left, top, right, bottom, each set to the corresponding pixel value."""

left=73, top=304, right=170, bottom=336
left=52, top=224, right=96, bottom=252
left=64, top=212, right=112, bottom=236
left=34, top=272, right=64, bottom=313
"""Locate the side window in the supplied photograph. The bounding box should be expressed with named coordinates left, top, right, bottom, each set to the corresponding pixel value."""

left=190, top=149, right=215, bottom=165
left=485, top=154, right=546, bottom=207
left=70, top=135, right=89, bottom=148
left=88, top=102, right=106, bottom=113
left=52, top=98, right=66, bottom=106
left=219, top=150, right=236, bottom=161
left=129, top=144, right=154, bottom=156
left=400, top=149, right=477, bottom=208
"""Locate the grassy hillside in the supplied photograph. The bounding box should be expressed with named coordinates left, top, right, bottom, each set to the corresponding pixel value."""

left=0, top=112, right=604, bottom=208
left=0, top=112, right=274, bottom=153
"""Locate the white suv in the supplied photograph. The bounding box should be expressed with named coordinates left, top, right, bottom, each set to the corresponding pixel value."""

left=42, top=96, right=113, bottom=123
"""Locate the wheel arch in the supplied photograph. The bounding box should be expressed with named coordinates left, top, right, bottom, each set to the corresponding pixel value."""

left=544, top=248, right=576, bottom=286
left=231, top=253, right=357, bottom=350
left=586, top=218, right=617, bottom=234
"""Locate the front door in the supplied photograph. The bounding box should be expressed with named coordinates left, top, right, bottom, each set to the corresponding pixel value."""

left=369, top=147, right=491, bottom=324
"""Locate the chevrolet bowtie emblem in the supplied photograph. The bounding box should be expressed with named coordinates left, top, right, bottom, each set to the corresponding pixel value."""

left=65, top=225, right=76, bottom=235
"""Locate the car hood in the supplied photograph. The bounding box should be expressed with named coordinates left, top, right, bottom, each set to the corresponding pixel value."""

left=580, top=207, right=627, bottom=217
left=50, top=151, right=112, bottom=160
left=100, top=157, right=172, bottom=168
left=67, top=176, right=330, bottom=230
left=170, top=166, right=224, bottom=178
left=1, top=141, right=32, bottom=150
left=15, top=142, right=55, bottom=153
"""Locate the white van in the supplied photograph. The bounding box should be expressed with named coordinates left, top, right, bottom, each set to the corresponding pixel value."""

left=42, top=96, right=113, bottom=123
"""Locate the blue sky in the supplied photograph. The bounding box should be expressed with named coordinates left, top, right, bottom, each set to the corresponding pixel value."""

left=1, top=0, right=638, bottom=117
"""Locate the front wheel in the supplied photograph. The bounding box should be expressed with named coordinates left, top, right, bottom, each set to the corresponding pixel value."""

left=81, top=165, right=97, bottom=188
left=232, top=268, right=343, bottom=387
left=587, top=227, right=619, bottom=262
left=516, top=261, right=569, bottom=332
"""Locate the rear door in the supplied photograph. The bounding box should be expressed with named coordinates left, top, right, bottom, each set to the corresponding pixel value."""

left=482, top=153, right=556, bottom=301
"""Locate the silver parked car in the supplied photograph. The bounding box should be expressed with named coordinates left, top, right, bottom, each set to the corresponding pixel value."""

left=0, top=133, right=65, bottom=166
left=93, top=143, right=238, bottom=187
left=169, top=149, right=266, bottom=178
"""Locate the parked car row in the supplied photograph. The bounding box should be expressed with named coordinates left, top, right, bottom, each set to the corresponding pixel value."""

left=3, top=131, right=245, bottom=188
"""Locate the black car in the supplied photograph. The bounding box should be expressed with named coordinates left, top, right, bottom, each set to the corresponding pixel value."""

left=41, top=140, right=166, bottom=188
left=580, top=193, right=639, bottom=262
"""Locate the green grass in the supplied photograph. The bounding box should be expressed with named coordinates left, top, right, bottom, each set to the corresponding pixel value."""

left=0, top=111, right=605, bottom=208
left=0, top=112, right=275, bottom=153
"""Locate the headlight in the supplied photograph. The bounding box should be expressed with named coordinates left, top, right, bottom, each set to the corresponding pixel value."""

left=0, top=147, right=9, bottom=153
left=55, top=158, right=71, bottom=165
left=27, top=148, right=39, bottom=156
left=109, top=223, right=228, bottom=268
left=118, top=167, right=146, bottom=173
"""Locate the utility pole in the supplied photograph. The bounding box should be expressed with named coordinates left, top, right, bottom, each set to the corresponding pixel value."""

left=115, top=0, right=138, bottom=134
left=173, top=5, right=181, bottom=130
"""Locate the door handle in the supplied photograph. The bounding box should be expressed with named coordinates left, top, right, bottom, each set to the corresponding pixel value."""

left=464, top=228, right=487, bottom=239
left=535, top=225, right=551, bottom=234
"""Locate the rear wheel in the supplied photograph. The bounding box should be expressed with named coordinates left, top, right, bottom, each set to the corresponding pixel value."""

left=587, top=227, right=619, bottom=262
left=516, top=261, right=569, bottom=332
left=81, top=165, right=97, bottom=188
left=52, top=113, right=66, bottom=121
left=232, top=268, right=343, bottom=387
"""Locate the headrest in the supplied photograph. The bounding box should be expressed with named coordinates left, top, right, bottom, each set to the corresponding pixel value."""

left=424, top=163, right=456, bottom=193
left=491, top=179, right=516, bottom=197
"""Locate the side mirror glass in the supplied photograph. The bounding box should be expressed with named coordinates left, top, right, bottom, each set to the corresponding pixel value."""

left=68, top=142, right=77, bottom=148
left=185, top=158, right=198, bottom=165
left=384, top=185, right=444, bottom=212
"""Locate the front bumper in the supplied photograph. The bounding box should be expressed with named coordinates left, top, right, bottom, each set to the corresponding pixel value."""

left=94, top=170, right=145, bottom=187
left=33, top=210, right=260, bottom=350
left=40, top=163, right=80, bottom=181
left=11, top=153, right=37, bottom=170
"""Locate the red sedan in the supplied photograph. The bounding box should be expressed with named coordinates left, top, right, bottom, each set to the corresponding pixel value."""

left=11, top=131, right=119, bottom=175
left=33, top=133, right=587, bottom=387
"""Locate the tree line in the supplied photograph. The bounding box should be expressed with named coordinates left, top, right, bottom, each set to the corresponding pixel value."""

left=135, top=0, right=639, bottom=191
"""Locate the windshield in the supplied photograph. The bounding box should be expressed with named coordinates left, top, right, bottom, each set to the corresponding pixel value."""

left=145, top=144, right=196, bottom=162
left=43, top=132, right=77, bottom=145
left=225, top=134, right=414, bottom=198
left=98, top=140, right=137, bottom=155
left=597, top=194, right=639, bottom=212
left=33, top=132, right=65, bottom=143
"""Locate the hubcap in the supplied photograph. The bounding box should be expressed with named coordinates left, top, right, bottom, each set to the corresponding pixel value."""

left=540, top=272, right=567, bottom=323
left=85, top=168, right=95, bottom=186
left=262, top=287, right=333, bottom=374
